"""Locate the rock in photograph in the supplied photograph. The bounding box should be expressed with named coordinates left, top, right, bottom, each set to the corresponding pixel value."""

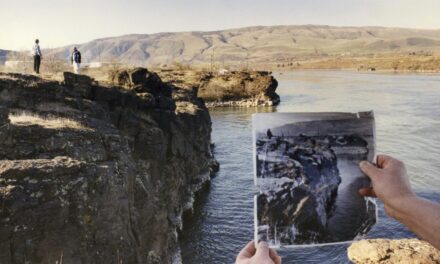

left=253, top=112, right=377, bottom=247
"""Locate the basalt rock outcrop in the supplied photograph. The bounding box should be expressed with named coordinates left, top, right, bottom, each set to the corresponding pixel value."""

left=256, top=135, right=341, bottom=244
left=0, top=69, right=218, bottom=264
left=255, top=132, right=374, bottom=245
left=158, top=70, right=280, bottom=107
left=348, top=239, right=440, bottom=264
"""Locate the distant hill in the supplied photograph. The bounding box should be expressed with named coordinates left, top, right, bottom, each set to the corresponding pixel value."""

left=0, top=49, right=11, bottom=64
left=267, top=118, right=375, bottom=138
left=31, top=25, right=440, bottom=66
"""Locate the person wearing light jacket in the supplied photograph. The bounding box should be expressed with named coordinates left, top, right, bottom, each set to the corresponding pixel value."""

left=32, top=39, right=42, bottom=74
left=71, top=47, right=81, bottom=74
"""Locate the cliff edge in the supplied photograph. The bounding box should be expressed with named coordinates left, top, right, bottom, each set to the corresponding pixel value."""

left=0, top=69, right=218, bottom=263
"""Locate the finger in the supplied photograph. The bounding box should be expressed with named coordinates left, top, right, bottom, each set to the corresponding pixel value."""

left=359, top=161, right=381, bottom=180
left=358, top=187, right=377, bottom=197
left=269, top=248, right=282, bottom=264
left=255, top=241, right=270, bottom=258
left=376, top=155, right=394, bottom=168
left=236, top=241, right=256, bottom=260
left=269, top=248, right=277, bottom=259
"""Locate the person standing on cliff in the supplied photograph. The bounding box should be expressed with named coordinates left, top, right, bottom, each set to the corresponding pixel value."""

left=267, top=129, right=273, bottom=139
left=71, top=47, right=81, bottom=74
left=32, top=39, right=42, bottom=74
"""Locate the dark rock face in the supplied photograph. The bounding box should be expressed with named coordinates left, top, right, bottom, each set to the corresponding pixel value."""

left=256, top=135, right=342, bottom=244
left=0, top=106, right=10, bottom=158
left=110, top=68, right=175, bottom=112
left=112, top=68, right=172, bottom=98
left=0, top=70, right=217, bottom=263
left=63, top=71, right=94, bottom=98
left=0, top=105, right=8, bottom=124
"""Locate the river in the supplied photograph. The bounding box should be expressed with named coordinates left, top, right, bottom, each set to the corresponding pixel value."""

left=180, top=70, right=440, bottom=264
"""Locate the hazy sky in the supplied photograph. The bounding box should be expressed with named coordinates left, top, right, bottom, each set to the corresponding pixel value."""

left=1, top=0, right=440, bottom=50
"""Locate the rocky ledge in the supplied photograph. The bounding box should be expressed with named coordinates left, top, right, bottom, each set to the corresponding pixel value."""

left=157, top=70, right=280, bottom=107
left=348, top=239, right=440, bottom=263
left=256, top=135, right=342, bottom=244
left=0, top=69, right=218, bottom=263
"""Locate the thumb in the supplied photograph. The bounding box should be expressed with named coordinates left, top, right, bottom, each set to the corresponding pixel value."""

left=255, top=242, right=270, bottom=258
left=359, top=161, right=381, bottom=180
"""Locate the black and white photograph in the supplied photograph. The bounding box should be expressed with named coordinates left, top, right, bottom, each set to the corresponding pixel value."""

left=253, top=111, right=377, bottom=247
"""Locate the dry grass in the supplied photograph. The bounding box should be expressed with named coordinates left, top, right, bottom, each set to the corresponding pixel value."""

left=9, top=111, right=92, bottom=131
left=40, top=55, right=70, bottom=75
left=79, top=64, right=125, bottom=83
left=1, top=51, right=70, bottom=79
left=270, top=54, right=440, bottom=72
left=3, top=51, right=33, bottom=74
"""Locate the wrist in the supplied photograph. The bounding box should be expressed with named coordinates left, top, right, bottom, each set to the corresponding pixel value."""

left=388, top=194, right=419, bottom=222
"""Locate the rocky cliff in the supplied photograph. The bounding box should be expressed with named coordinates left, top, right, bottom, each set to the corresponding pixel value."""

left=348, top=239, right=440, bottom=264
left=256, top=135, right=341, bottom=244
left=158, top=70, right=280, bottom=107
left=0, top=69, right=218, bottom=263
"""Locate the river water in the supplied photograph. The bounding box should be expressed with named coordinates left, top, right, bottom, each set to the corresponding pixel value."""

left=180, top=71, right=440, bottom=264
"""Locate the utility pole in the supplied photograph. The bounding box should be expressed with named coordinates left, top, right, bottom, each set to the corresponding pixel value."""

left=210, top=48, right=215, bottom=74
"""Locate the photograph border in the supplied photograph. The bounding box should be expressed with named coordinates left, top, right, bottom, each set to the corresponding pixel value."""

left=252, top=111, right=378, bottom=248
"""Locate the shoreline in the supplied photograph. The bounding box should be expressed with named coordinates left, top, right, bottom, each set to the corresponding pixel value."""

left=273, top=68, right=440, bottom=75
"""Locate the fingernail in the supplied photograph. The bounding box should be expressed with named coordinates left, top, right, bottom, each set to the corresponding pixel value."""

left=258, top=241, right=268, bottom=248
left=359, top=161, right=368, bottom=167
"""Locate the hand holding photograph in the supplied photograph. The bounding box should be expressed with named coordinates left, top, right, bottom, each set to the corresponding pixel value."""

left=253, top=111, right=377, bottom=247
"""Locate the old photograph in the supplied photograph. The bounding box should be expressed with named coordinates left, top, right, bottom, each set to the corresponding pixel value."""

left=253, top=111, right=377, bottom=247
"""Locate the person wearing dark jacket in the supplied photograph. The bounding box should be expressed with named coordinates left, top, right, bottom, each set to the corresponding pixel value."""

left=32, top=39, right=42, bottom=74
left=267, top=129, right=273, bottom=139
left=71, top=47, right=81, bottom=74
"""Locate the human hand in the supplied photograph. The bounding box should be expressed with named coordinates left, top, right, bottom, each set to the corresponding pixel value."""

left=358, top=155, right=416, bottom=219
left=235, top=241, right=282, bottom=264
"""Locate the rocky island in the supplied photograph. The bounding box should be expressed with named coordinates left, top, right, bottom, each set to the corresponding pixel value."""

left=0, top=69, right=218, bottom=263
left=157, top=70, right=280, bottom=107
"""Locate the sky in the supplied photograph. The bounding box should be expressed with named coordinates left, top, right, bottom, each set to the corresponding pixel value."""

left=1, top=0, right=440, bottom=50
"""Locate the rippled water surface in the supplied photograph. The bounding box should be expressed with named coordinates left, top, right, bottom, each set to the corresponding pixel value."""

left=180, top=71, right=440, bottom=264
